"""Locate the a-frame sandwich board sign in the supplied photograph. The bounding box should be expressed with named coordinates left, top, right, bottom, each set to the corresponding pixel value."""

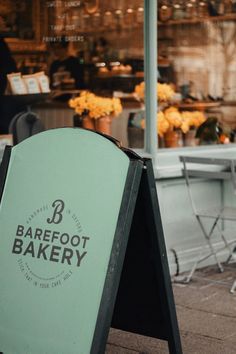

left=0, top=128, right=182, bottom=354
left=111, top=158, right=182, bottom=354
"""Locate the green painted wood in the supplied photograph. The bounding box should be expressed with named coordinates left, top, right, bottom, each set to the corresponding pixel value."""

left=0, top=128, right=134, bottom=354
left=144, top=0, right=158, bottom=158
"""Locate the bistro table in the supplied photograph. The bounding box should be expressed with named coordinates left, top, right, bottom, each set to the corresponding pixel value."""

left=179, top=150, right=236, bottom=290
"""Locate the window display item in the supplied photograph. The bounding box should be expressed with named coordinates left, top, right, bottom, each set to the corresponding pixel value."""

left=224, top=0, right=233, bottom=13
left=233, top=0, right=236, bottom=12
left=114, top=9, right=124, bottom=28
left=84, top=0, right=99, bottom=14
left=124, top=8, right=135, bottom=26
left=103, top=11, right=113, bottom=27
left=7, top=73, right=27, bottom=95
left=159, top=1, right=172, bottom=22
left=22, top=75, right=41, bottom=94
left=208, top=0, right=225, bottom=15
left=136, top=6, right=144, bottom=23
left=172, top=0, right=185, bottom=20
left=34, top=72, right=50, bottom=93
left=196, top=117, right=221, bottom=144
left=82, top=13, right=91, bottom=31
left=185, top=0, right=198, bottom=18
left=198, top=1, right=209, bottom=17
left=92, top=12, right=101, bottom=27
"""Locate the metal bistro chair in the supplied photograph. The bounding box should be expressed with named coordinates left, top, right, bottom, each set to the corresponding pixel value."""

left=179, top=155, right=236, bottom=287
left=9, top=109, right=44, bottom=145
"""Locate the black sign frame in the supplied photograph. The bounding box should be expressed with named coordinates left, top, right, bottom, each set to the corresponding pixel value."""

left=111, top=158, right=182, bottom=354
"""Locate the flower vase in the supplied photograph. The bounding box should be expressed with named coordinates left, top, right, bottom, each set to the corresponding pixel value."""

left=82, top=116, right=95, bottom=130
left=128, top=127, right=144, bottom=148
left=158, top=136, right=165, bottom=148
left=164, top=129, right=183, bottom=148
left=73, top=114, right=83, bottom=127
left=184, top=128, right=199, bottom=147
left=95, top=115, right=112, bottom=135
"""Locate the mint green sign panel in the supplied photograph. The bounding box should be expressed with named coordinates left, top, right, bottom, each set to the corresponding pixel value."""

left=0, top=128, right=131, bottom=354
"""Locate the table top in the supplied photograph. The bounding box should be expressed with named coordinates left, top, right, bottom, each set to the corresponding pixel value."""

left=179, top=150, right=236, bottom=181
left=180, top=150, right=236, bottom=165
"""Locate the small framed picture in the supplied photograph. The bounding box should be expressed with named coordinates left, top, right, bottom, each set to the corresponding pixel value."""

left=7, top=73, right=27, bottom=95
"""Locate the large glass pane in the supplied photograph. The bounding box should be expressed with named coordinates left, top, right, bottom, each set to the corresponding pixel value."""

left=158, top=1, right=236, bottom=148
left=46, top=0, right=146, bottom=149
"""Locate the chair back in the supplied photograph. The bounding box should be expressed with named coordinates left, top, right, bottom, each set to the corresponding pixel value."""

left=9, top=110, right=44, bottom=144
left=180, top=154, right=236, bottom=216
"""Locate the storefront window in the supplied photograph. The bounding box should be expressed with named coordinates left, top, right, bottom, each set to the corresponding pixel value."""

left=158, top=1, right=236, bottom=148
left=0, top=0, right=146, bottom=150
left=4, top=1, right=236, bottom=152
left=45, top=0, right=145, bottom=150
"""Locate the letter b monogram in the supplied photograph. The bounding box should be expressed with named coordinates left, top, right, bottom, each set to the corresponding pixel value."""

left=47, top=200, right=65, bottom=224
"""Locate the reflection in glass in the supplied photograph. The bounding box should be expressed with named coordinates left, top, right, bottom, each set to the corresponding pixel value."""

left=103, top=11, right=113, bottom=27
left=136, top=7, right=144, bottom=24
left=92, top=12, right=102, bottom=28
left=124, top=8, right=135, bottom=26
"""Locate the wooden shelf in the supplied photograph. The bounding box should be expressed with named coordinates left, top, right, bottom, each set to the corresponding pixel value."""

left=175, top=101, right=221, bottom=111
left=76, top=24, right=143, bottom=35
left=158, top=13, right=236, bottom=26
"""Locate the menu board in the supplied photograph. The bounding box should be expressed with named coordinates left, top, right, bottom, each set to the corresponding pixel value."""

left=0, top=128, right=136, bottom=354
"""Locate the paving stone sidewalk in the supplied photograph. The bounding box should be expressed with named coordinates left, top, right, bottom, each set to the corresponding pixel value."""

left=106, top=263, right=236, bottom=354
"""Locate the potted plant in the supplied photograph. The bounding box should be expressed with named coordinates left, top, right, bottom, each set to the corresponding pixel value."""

left=164, top=107, right=206, bottom=148
left=134, top=81, right=175, bottom=103
left=69, top=91, right=122, bottom=135
left=181, top=110, right=207, bottom=146
left=140, top=107, right=206, bottom=148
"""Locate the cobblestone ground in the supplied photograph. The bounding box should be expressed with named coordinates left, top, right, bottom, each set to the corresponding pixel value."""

left=106, top=263, right=236, bottom=354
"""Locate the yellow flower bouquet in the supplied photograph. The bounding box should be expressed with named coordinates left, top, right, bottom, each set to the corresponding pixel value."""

left=163, top=107, right=206, bottom=147
left=157, top=111, right=170, bottom=137
left=163, top=107, right=206, bottom=134
left=141, top=107, right=206, bottom=140
left=69, top=91, right=122, bottom=119
left=141, top=111, right=170, bottom=138
left=134, top=82, right=175, bottom=102
left=69, top=91, right=123, bottom=135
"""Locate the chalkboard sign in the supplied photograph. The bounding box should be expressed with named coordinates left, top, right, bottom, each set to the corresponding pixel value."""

left=0, top=128, right=182, bottom=354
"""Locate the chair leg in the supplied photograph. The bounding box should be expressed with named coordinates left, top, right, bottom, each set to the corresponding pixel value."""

left=197, top=216, right=224, bottom=273
left=183, top=248, right=205, bottom=283
left=175, top=216, right=224, bottom=284
left=215, top=224, right=236, bottom=264
left=230, top=280, right=236, bottom=294
left=225, top=243, right=236, bottom=264
left=205, top=238, right=224, bottom=273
